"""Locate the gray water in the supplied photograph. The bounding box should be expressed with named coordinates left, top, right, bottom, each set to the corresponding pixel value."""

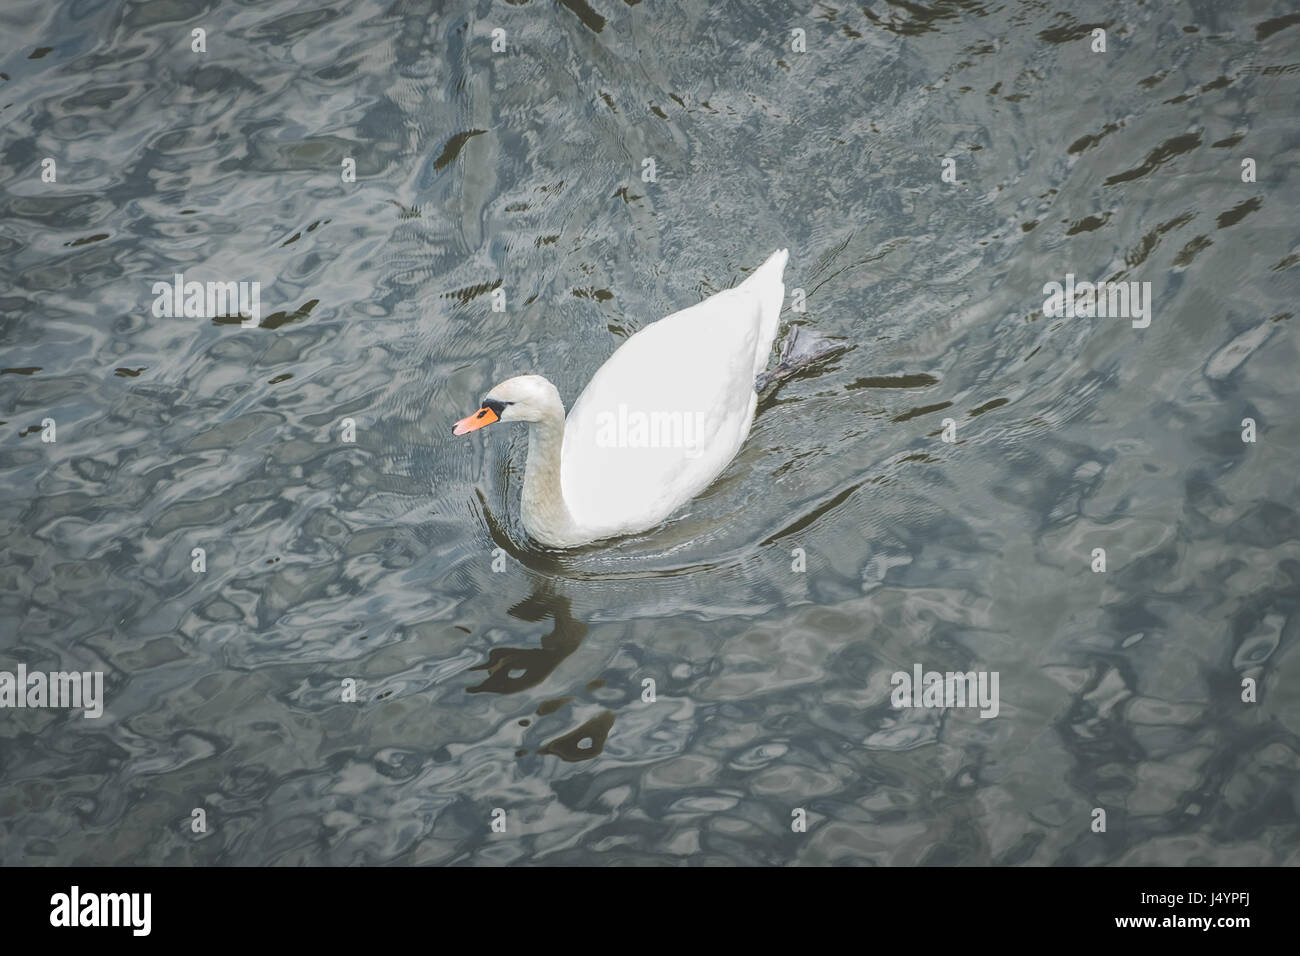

left=2, top=0, right=1298, bottom=865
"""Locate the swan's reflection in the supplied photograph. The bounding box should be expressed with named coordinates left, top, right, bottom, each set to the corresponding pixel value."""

left=536, top=710, right=615, bottom=762
left=466, top=586, right=587, bottom=695
left=466, top=581, right=614, bottom=761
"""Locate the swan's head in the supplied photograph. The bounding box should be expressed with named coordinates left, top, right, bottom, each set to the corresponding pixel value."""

left=452, top=374, right=561, bottom=435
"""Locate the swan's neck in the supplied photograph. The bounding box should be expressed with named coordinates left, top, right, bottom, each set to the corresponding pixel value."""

left=520, top=405, right=580, bottom=547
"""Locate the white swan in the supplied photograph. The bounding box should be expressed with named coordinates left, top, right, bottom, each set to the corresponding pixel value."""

left=453, top=248, right=789, bottom=548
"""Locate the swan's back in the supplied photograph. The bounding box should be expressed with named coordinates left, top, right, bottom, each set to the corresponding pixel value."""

left=561, top=249, right=787, bottom=539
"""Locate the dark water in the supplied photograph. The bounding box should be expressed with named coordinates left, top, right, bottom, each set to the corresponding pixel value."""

left=2, top=0, right=1298, bottom=865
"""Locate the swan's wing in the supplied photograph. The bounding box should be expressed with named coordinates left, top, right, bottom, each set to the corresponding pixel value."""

left=738, top=247, right=787, bottom=379
left=561, top=287, right=765, bottom=536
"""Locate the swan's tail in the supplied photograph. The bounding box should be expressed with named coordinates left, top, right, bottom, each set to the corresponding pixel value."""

left=740, top=248, right=788, bottom=380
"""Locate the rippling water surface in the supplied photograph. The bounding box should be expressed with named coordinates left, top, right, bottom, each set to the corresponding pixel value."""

left=2, top=0, right=1299, bottom=865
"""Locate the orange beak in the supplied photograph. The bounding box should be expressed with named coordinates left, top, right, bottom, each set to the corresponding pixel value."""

left=453, top=405, right=499, bottom=435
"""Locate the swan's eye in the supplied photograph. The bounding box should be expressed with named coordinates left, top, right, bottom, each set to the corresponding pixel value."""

left=482, top=398, right=510, bottom=415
